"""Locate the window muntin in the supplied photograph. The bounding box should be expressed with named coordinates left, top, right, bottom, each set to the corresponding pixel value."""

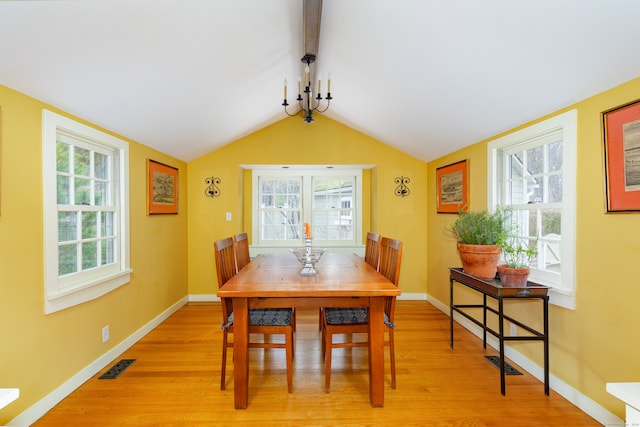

left=252, top=168, right=362, bottom=247
left=488, top=110, right=577, bottom=309
left=43, top=110, right=131, bottom=314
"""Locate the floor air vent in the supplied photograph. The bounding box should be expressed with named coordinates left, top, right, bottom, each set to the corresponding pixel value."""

left=484, top=356, right=522, bottom=375
left=98, top=359, right=136, bottom=379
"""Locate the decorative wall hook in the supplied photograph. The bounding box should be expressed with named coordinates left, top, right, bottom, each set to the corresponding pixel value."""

left=205, top=177, right=221, bottom=198
left=395, top=176, right=410, bottom=197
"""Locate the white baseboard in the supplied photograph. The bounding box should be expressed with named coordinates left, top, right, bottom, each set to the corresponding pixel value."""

left=426, top=293, right=622, bottom=426
left=8, top=297, right=189, bottom=427
left=189, top=294, right=218, bottom=302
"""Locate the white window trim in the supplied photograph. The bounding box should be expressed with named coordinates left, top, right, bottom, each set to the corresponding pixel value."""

left=42, top=110, right=132, bottom=314
left=488, top=109, right=577, bottom=309
left=247, top=165, right=364, bottom=249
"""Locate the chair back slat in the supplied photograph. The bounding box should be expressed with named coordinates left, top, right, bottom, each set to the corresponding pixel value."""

left=234, top=232, right=251, bottom=271
left=364, top=232, right=381, bottom=270
left=214, top=237, right=237, bottom=319
left=378, top=237, right=403, bottom=321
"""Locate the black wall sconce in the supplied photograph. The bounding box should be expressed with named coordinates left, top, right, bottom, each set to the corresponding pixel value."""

left=205, top=177, right=221, bottom=197
left=395, top=176, right=410, bottom=197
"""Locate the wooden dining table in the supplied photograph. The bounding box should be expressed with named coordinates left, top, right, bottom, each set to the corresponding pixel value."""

left=217, top=251, right=401, bottom=409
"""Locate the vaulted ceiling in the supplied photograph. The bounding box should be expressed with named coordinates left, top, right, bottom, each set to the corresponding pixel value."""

left=2, top=1, right=640, bottom=162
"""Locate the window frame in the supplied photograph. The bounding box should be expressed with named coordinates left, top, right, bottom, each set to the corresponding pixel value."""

left=488, top=109, right=577, bottom=309
left=42, top=110, right=131, bottom=314
left=250, top=167, right=363, bottom=248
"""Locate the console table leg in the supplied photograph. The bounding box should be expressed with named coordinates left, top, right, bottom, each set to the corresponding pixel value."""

left=449, top=278, right=454, bottom=349
left=499, top=298, right=506, bottom=396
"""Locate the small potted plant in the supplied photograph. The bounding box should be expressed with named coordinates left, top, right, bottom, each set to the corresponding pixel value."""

left=448, top=208, right=509, bottom=279
left=497, top=236, right=538, bottom=287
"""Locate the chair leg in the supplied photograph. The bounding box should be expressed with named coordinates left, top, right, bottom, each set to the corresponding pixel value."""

left=324, top=326, right=333, bottom=392
left=318, top=307, right=324, bottom=331
left=286, top=327, right=294, bottom=393
left=321, top=320, right=326, bottom=358
left=220, top=330, right=228, bottom=390
left=389, top=328, right=396, bottom=389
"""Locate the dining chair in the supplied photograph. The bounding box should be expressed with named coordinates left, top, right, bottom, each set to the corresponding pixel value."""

left=233, top=232, right=251, bottom=271
left=215, top=237, right=295, bottom=393
left=321, top=236, right=402, bottom=392
left=318, top=232, right=382, bottom=331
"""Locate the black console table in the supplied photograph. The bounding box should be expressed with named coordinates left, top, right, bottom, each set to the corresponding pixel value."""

left=449, top=267, right=549, bottom=395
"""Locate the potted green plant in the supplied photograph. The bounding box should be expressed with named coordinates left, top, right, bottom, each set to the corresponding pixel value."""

left=497, top=236, right=538, bottom=287
left=448, top=208, right=509, bottom=279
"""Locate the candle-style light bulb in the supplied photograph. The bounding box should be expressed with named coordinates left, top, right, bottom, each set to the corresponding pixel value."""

left=305, top=63, right=310, bottom=87
left=283, top=78, right=287, bottom=99
left=297, top=77, right=301, bottom=96
left=317, top=73, right=321, bottom=94
left=327, top=73, right=331, bottom=93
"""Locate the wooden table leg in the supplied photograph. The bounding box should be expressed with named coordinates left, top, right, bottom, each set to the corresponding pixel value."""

left=368, top=297, right=385, bottom=407
left=233, top=298, right=249, bottom=409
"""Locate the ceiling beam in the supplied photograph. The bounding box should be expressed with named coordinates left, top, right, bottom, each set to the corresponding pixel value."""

left=302, top=0, right=322, bottom=86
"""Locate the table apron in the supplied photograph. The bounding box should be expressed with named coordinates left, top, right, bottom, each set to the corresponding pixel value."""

left=247, top=296, right=373, bottom=309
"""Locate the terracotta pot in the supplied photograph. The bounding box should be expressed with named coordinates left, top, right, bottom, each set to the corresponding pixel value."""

left=456, top=243, right=502, bottom=279
left=497, top=264, right=530, bottom=287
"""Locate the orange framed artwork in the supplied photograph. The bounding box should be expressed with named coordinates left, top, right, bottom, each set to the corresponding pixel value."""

left=603, top=99, right=640, bottom=212
left=436, top=159, right=468, bottom=213
left=147, top=159, right=179, bottom=214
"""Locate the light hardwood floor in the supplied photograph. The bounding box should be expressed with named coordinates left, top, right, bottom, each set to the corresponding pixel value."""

left=33, top=301, right=599, bottom=426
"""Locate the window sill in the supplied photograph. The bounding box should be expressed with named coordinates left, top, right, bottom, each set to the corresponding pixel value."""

left=45, top=269, right=132, bottom=314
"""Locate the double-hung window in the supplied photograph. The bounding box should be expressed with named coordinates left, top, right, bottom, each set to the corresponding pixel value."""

left=488, top=110, right=577, bottom=309
left=42, top=110, right=131, bottom=314
left=251, top=167, right=362, bottom=248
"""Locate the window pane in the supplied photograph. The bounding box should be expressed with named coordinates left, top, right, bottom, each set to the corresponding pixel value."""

left=58, top=212, right=77, bottom=242
left=261, top=179, right=274, bottom=194
left=287, top=194, right=301, bottom=208
left=82, top=212, right=97, bottom=239
left=56, top=142, right=70, bottom=173
left=527, top=209, right=539, bottom=237
left=542, top=209, right=561, bottom=235
left=59, top=244, right=78, bottom=276
left=74, top=147, right=90, bottom=176
left=95, top=152, right=109, bottom=179
left=526, top=146, right=544, bottom=175
left=548, top=174, right=562, bottom=203
left=261, top=210, right=276, bottom=225
left=82, top=241, right=97, bottom=269
left=548, top=141, right=562, bottom=172
left=102, top=239, right=115, bottom=265
left=94, top=180, right=107, bottom=206
left=528, top=178, right=543, bottom=204
left=261, top=194, right=274, bottom=208
left=57, top=175, right=70, bottom=204
left=75, top=177, right=90, bottom=205
left=101, top=212, right=114, bottom=237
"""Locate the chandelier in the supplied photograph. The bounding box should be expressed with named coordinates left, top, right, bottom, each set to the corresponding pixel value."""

left=282, top=54, right=332, bottom=123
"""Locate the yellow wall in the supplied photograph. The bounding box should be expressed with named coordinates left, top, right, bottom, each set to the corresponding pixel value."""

left=0, top=85, right=189, bottom=423
left=427, top=77, right=640, bottom=420
left=187, top=114, right=428, bottom=296
left=4, top=73, right=639, bottom=422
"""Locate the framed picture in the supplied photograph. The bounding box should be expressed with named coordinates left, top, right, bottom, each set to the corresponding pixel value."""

left=436, top=159, right=468, bottom=213
left=603, top=99, right=640, bottom=212
left=147, top=159, right=179, bottom=214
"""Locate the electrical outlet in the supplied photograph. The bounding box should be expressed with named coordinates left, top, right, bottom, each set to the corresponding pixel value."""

left=510, top=323, right=517, bottom=337
left=102, top=325, right=110, bottom=343
left=226, top=212, right=232, bottom=221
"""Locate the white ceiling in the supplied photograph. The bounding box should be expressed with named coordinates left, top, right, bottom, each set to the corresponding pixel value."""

left=2, top=0, right=640, bottom=162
